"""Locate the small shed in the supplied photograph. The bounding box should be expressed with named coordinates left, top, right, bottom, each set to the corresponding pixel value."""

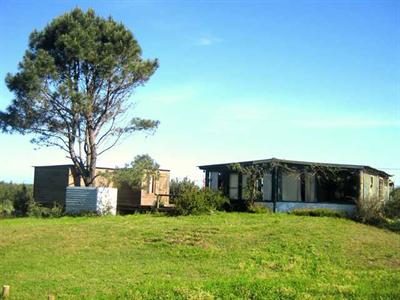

left=33, top=164, right=170, bottom=213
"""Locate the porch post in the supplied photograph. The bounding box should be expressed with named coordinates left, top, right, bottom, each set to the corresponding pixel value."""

left=272, top=166, right=278, bottom=212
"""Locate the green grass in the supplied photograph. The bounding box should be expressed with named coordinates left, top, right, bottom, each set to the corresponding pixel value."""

left=1, top=213, right=399, bottom=299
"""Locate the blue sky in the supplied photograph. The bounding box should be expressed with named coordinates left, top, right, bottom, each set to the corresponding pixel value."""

left=0, top=0, right=399, bottom=185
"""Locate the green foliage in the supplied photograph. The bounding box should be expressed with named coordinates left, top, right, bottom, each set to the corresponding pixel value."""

left=0, top=199, right=14, bottom=217
left=290, top=208, right=346, bottom=218
left=1, top=213, right=399, bottom=299
left=112, top=154, right=160, bottom=189
left=380, top=218, right=400, bottom=232
left=0, top=182, right=33, bottom=216
left=13, top=184, right=33, bottom=215
left=355, top=196, right=384, bottom=225
left=0, top=8, right=159, bottom=186
left=66, top=210, right=100, bottom=217
left=27, top=201, right=63, bottom=218
left=170, top=177, right=198, bottom=197
left=230, top=163, right=267, bottom=209
left=174, top=187, right=229, bottom=215
left=383, top=188, right=400, bottom=219
left=247, top=204, right=271, bottom=214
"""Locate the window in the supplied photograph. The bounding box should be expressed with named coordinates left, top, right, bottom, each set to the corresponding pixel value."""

left=209, top=172, right=219, bottom=191
left=229, top=173, right=239, bottom=200
left=147, top=175, right=154, bottom=194
left=282, top=173, right=301, bottom=201
left=370, top=176, right=374, bottom=188
left=378, top=178, right=384, bottom=201
left=305, top=173, right=316, bottom=202
left=263, top=173, right=272, bottom=201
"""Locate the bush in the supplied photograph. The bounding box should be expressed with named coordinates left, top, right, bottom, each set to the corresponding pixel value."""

left=383, top=188, right=400, bottom=219
left=355, top=197, right=384, bottom=225
left=0, top=199, right=14, bottom=217
left=27, top=201, right=63, bottom=218
left=0, top=182, right=33, bottom=216
left=174, top=187, right=229, bottom=216
left=380, top=218, right=400, bottom=232
left=290, top=208, right=345, bottom=218
left=170, top=177, right=198, bottom=200
left=14, top=184, right=33, bottom=215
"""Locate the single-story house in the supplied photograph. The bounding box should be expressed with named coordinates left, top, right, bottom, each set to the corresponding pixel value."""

left=33, top=165, right=170, bottom=213
left=199, top=158, right=392, bottom=213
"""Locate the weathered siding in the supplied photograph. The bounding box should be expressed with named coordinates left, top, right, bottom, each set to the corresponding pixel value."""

left=117, top=184, right=141, bottom=212
left=66, top=167, right=115, bottom=187
left=34, top=165, right=70, bottom=207
left=156, top=170, right=170, bottom=205
left=360, top=170, right=390, bottom=204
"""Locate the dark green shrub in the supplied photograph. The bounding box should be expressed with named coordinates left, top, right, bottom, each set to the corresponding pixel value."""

left=27, top=201, right=63, bottom=218
left=174, top=188, right=228, bottom=216
left=0, top=182, right=33, bottom=216
left=14, top=184, right=33, bottom=215
left=290, top=208, right=346, bottom=218
left=380, top=218, right=400, bottom=232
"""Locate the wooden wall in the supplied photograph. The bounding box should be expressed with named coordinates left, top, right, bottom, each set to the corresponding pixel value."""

left=34, top=165, right=70, bottom=207
left=139, top=170, right=170, bottom=206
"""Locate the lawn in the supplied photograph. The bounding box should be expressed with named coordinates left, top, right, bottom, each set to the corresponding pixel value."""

left=1, top=213, right=399, bottom=299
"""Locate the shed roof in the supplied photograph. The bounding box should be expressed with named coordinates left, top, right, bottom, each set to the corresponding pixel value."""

left=33, top=164, right=170, bottom=172
left=198, top=157, right=391, bottom=177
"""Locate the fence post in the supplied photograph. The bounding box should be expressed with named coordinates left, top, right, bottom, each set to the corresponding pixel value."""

left=2, top=285, right=10, bottom=298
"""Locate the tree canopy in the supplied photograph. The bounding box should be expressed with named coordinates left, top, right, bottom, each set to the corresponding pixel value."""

left=0, top=8, right=159, bottom=186
left=112, top=154, right=160, bottom=190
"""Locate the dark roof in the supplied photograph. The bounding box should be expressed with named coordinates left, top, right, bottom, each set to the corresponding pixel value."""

left=33, top=164, right=170, bottom=172
left=33, top=164, right=115, bottom=170
left=198, top=157, right=391, bottom=177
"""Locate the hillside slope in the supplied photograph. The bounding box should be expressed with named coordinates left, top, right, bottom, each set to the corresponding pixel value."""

left=1, top=213, right=399, bottom=299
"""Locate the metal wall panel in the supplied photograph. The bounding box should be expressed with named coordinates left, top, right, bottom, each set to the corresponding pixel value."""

left=66, top=187, right=97, bottom=213
left=66, top=187, right=118, bottom=215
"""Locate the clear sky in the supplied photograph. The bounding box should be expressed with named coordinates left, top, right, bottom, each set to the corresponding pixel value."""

left=0, top=0, right=399, bottom=186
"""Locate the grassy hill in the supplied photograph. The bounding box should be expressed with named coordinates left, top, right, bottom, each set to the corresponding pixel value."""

left=1, top=213, right=399, bottom=299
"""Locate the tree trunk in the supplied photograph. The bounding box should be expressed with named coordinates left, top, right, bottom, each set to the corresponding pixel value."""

left=86, top=126, right=97, bottom=187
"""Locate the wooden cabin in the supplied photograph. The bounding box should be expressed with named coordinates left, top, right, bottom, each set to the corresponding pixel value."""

left=33, top=165, right=170, bottom=213
left=199, top=158, right=391, bottom=213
